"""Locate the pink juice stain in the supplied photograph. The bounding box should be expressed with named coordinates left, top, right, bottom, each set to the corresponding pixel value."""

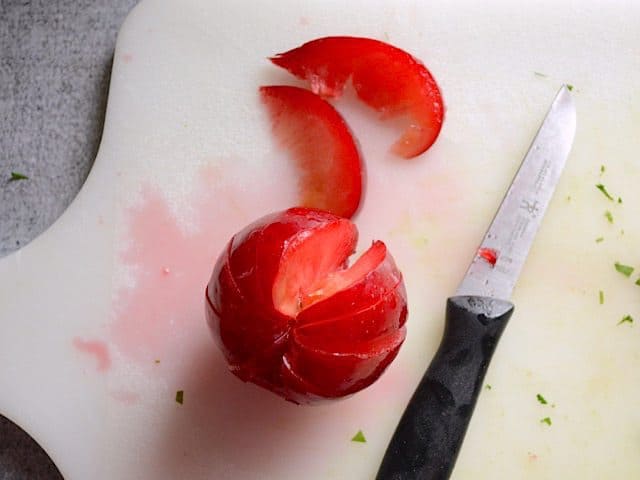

left=73, top=338, right=111, bottom=372
left=110, top=164, right=289, bottom=365
left=112, top=189, right=220, bottom=363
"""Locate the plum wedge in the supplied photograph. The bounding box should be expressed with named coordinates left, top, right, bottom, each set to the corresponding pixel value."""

left=261, top=85, right=363, bottom=219
left=270, top=36, right=444, bottom=158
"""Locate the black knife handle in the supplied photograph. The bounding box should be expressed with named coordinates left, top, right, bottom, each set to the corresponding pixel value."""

left=376, top=296, right=514, bottom=480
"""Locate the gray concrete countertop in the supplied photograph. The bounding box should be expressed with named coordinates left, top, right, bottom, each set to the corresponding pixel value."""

left=0, top=1, right=137, bottom=477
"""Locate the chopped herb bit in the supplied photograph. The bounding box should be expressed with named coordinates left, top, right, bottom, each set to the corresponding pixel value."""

left=598, top=290, right=604, bottom=305
left=618, top=315, right=633, bottom=325
left=617, top=197, right=623, bottom=204
left=175, top=390, right=184, bottom=404
left=485, top=384, right=492, bottom=390
left=595, top=237, right=604, bottom=243
left=604, top=211, right=614, bottom=223
left=540, top=417, right=552, bottom=426
left=566, top=195, right=571, bottom=202
left=534, top=71, right=548, bottom=77
left=9, top=172, right=28, bottom=181
left=566, top=84, right=574, bottom=91
left=536, top=394, right=548, bottom=405
left=351, top=430, right=366, bottom=443
left=596, top=184, right=614, bottom=201
left=600, top=165, right=606, bottom=174
left=636, top=278, right=640, bottom=286
left=614, top=262, right=634, bottom=277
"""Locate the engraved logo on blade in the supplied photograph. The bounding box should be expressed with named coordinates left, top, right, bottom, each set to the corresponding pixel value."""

left=519, top=198, right=540, bottom=218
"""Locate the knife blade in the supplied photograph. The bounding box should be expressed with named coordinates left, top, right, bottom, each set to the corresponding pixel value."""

left=376, top=86, right=576, bottom=480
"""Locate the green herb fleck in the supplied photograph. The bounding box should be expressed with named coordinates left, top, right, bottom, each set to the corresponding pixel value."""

left=540, top=417, right=552, bottom=426
left=536, top=394, right=548, bottom=405
left=534, top=71, right=548, bottom=78
left=9, top=172, right=28, bottom=181
left=595, top=237, right=604, bottom=243
left=566, top=195, right=572, bottom=202
left=614, top=262, right=634, bottom=277
left=596, top=184, right=614, bottom=201
left=351, top=430, right=366, bottom=443
left=617, top=197, right=623, bottom=204
left=598, top=290, right=604, bottom=305
left=175, top=390, right=184, bottom=404
left=485, top=384, right=492, bottom=390
left=566, top=85, right=574, bottom=91
left=600, top=165, right=606, bottom=174
left=636, top=278, right=640, bottom=286
left=618, top=315, right=633, bottom=325
left=605, top=211, right=614, bottom=223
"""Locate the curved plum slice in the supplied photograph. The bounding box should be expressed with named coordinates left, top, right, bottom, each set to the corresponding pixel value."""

left=261, top=85, right=363, bottom=218
left=270, top=36, right=444, bottom=158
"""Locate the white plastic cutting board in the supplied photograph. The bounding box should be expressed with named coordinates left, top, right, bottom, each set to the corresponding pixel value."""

left=1, top=1, right=639, bottom=478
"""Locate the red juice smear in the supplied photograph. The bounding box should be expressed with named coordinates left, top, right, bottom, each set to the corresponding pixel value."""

left=478, top=247, right=498, bottom=266
left=72, top=338, right=111, bottom=372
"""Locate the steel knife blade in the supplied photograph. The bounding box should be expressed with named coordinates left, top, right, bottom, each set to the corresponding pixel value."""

left=456, top=85, right=577, bottom=300
left=376, top=86, right=576, bottom=480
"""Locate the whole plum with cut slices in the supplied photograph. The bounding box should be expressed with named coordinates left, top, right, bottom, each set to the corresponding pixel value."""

left=205, top=207, right=407, bottom=404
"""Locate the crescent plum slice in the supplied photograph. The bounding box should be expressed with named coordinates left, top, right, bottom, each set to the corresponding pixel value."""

left=260, top=85, right=363, bottom=219
left=270, top=36, right=445, bottom=158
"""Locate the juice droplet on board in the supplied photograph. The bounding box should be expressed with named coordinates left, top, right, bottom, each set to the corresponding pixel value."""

left=72, top=338, right=111, bottom=372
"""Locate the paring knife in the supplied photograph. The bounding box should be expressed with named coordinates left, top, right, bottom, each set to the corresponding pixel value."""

left=376, top=86, right=576, bottom=480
